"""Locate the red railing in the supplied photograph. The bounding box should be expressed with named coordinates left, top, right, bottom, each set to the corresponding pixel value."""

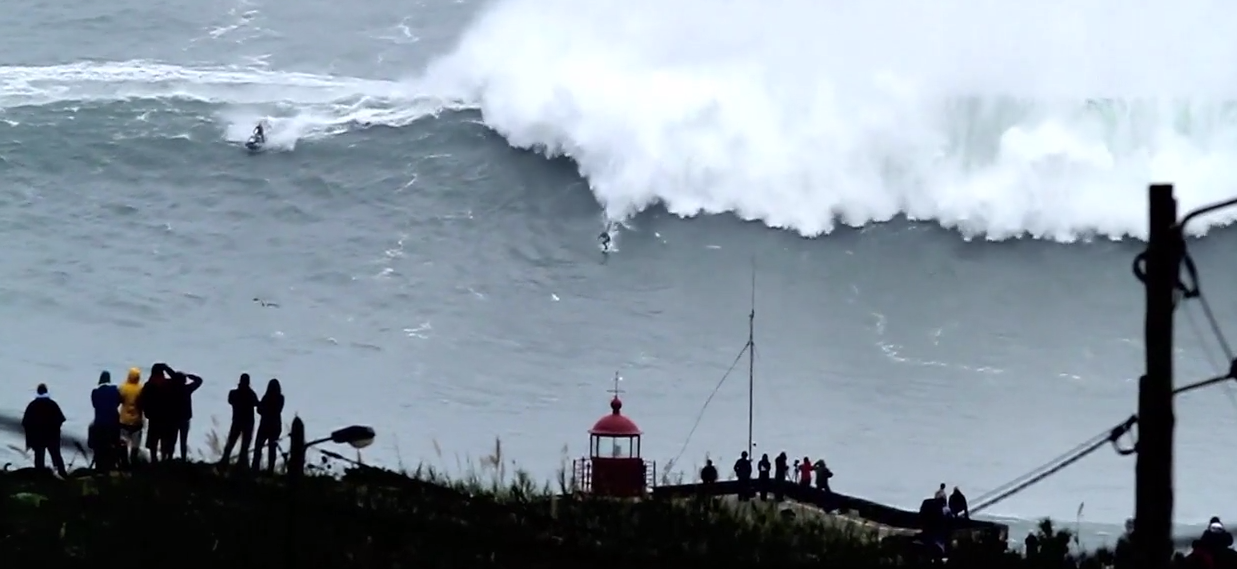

left=570, top=458, right=657, bottom=495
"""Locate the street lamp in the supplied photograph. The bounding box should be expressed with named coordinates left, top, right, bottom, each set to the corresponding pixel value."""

left=306, top=425, right=375, bottom=450
left=287, top=419, right=377, bottom=478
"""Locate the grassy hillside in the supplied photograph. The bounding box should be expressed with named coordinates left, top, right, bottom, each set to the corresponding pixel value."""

left=0, top=446, right=1142, bottom=569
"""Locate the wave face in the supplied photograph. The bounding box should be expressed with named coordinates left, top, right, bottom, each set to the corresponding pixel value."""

left=421, top=0, right=1237, bottom=241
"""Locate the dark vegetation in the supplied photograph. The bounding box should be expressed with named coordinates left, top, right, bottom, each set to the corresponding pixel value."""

left=0, top=446, right=1170, bottom=569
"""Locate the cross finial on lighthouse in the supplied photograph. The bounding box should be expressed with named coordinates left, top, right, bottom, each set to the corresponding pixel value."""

left=608, top=371, right=624, bottom=397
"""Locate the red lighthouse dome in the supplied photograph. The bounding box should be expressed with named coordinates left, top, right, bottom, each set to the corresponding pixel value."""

left=589, top=397, right=642, bottom=437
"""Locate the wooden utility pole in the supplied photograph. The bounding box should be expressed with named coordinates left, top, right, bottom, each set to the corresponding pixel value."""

left=1136, top=183, right=1178, bottom=569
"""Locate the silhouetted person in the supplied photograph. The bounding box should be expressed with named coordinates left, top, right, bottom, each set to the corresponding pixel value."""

left=167, top=369, right=204, bottom=460
left=89, top=371, right=122, bottom=471
left=813, top=459, right=832, bottom=492
left=1113, top=518, right=1135, bottom=567
left=1200, top=517, right=1234, bottom=553
left=733, top=451, right=753, bottom=500
left=22, top=384, right=67, bottom=477
left=918, top=497, right=946, bottom=534
left=916, top=497, right=949, bottom=559
left=949, top=486, right=969, bottom=519
left=1024, top=533, right=1040, bottom=558
left=700, top=459, right=718, bottom=483
left=118, top=367, right=144, bottom=467
left=1187, top=539, right=1214, bottom=569
left=252, top=378, right=284, bottom=473
left=138, top=363, right=172, bottom=463
left=756, top=453, right=771, bottom=500
left=1188, top=520, right=1237, bottom=569
left=932, top=483, right=950, bottom=520
left=797, top=456, right=812, bottom=485
left=220, top=373, right=258, bottom=470
left=773, top=451, right=788, bottom=501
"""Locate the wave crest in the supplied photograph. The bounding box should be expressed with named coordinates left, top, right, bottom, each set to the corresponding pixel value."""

left=422, top=0, right=1237, bottom=241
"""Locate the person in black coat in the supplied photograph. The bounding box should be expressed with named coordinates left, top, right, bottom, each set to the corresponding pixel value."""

left=949, top=487, right=970, bottom=519
left=733, top=451, right=753, bottom=501
left=700, top=459, right=718, bottom=483
left=138, top=363, right=172, bottom=462
left=22, top=383, right=68, bottom=477
left=252, top=378, right=284, bottom=473
left=773, top=452, right=788, bottom=501
left=220, top=373, right=258, bottom=470
left=167, top=369, right=204, bottom=461
left=757, top=453, right=772, bottom=501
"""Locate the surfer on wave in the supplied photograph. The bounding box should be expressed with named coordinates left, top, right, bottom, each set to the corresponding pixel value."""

left=598, top=222, right=616, bottom=252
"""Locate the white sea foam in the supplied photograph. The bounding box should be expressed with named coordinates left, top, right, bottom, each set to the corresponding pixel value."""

left=419, top=0, right=1237, bottom=241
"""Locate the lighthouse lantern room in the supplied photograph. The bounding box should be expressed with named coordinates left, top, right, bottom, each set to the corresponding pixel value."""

left=571, top=374, right=654, bottom=497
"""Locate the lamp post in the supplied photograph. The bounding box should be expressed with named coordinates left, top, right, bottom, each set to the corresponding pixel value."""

left=287, top=421, right=375, bottom=478
left=285, top=418, right=377, bottom=568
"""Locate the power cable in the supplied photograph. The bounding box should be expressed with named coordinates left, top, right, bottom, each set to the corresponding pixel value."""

left=667, top=342, right=750, bottom=469
left=970, top=216, right=1237, bottom=517
left=1169, top=222, right=1237, bottom=412
left=970, top=370, right=1237, bottom=516
left=1180, top=298, right=1237, bottom=414
left=970, top=416, right=1137, bottom=515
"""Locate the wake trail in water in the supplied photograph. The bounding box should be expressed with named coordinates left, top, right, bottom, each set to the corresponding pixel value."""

left=421, top=0, right=1237, bottom=242
left=0, top=60, right=460, bottom=144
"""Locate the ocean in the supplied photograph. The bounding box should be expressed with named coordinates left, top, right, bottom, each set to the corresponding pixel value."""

left=5, top=0, right=1237, bottom=547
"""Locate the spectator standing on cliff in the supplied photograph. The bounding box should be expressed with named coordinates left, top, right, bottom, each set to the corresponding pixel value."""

left=166, top=369, right=204, bottom=460
left=773, top=452, right=788, bottom=501
left=813, top=458, right=833, bottom=492
left=733, top=451, right=753, bottom=500
left=252, top=378, right=284, bottom=473
left=1113, top=518, right=1134, bottom=567
left=22, top=383, right=68, bottom=477
left=797, top=456, right=812, bottom=486
left=700, top=459, right=718, bottom=483
left=756, top=453, right=771, bottom=501
left=89, top=371, right=122, bottom=471
left=949, top=487, right=970, bottom=519
left=118, top=367, right=144, bottom=467
left=138, top=363, right=172, bottom=462
left=1200, top=517, right=1234, bottom=552
left=220, top=373, right=258, bottom=470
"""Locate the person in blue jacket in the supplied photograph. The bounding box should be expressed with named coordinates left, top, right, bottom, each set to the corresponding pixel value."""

left=90, top=371, right=122, bottom=471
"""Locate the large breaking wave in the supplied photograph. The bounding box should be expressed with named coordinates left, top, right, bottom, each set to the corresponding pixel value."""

left=420, top=0, right=1237, bottom=241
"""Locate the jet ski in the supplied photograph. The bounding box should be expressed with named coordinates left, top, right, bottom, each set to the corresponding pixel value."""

left=244, top=122, right=267, bottom=151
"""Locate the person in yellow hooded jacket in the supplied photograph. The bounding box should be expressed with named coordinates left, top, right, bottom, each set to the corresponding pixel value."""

left=118, top=367, right=144, bottom=467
